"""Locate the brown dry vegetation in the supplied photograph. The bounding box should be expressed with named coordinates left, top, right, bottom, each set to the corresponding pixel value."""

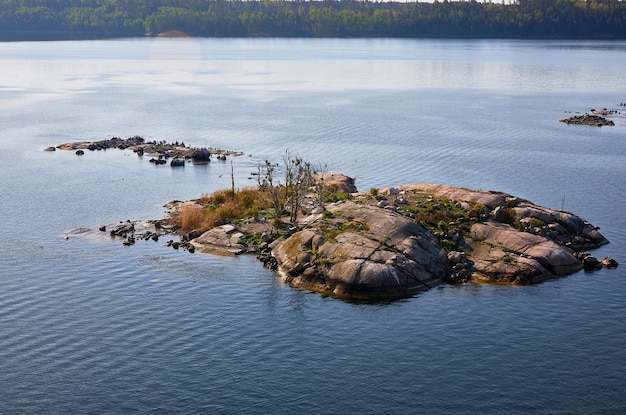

left=173, top=187, right=271, bottom=233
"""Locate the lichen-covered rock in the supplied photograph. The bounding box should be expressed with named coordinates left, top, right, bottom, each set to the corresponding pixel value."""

left=468, top=221, right=583, bottom=284
left=270, top=202, right=450, bottom=299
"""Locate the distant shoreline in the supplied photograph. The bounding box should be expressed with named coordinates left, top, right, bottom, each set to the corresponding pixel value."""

left=3, top=30, right=626, bottom=42
left=0, top=31, right=141, bottom=42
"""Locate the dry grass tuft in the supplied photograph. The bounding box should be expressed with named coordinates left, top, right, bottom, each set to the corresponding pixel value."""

left=175, top=187, right=271, bottom=232
left=177, top=205, right=206, bottom=231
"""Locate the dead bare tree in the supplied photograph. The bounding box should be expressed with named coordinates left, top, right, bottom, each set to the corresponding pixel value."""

left=313, top=162, right=328, bottom=210
left=259, top=150, right=317, bottom=224
left=260, top=159, right=284, bottom=218
left=283, top=150, right=315, bottom=224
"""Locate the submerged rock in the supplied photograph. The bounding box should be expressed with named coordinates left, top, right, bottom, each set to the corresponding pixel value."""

left=170, top=158, right=185, bottom=167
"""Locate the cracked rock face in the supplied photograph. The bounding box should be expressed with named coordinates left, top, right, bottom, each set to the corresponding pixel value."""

left=468, top=221, right=583, bottom=284
left=271, top=202, right=450, bottom=299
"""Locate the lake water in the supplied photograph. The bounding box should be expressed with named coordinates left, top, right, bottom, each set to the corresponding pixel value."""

left=1, top=38, right=625, bottom=414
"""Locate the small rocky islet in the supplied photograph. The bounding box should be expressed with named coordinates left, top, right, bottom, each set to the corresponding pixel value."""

left=559, top=105, right=625, bottom=126
left=51, top=138, right=618, bottom=300
left=45, top=135, right=242, bottom=163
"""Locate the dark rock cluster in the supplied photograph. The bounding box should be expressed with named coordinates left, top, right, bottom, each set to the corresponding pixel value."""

left=560, top=113, right=615, bottom=126
left=443, top=251, right=472, bottom=284
left=257, top=243, right=278, bottom=271
left=574, top=252, right=619, bottom=271
left=102, top=220, right=195, bottom=253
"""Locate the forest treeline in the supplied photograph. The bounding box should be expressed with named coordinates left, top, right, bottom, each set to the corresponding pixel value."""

left=1, top=0, right=625, bottom=40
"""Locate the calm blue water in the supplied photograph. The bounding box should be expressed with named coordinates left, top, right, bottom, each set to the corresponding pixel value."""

left=1, top=38, right=625, bottom=414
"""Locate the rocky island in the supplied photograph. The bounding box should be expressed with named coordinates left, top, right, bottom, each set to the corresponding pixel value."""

left=106, top=174, right=617, bottom=300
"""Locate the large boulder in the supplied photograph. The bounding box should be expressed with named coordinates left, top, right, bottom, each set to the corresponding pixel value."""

left=317, top=173, right=357, bottom=194
left=192, top=147, right=211, bottom=163
left=191, top=224, right=246, bottom=255
left=468, top=221, right=583, bottom=284
left=270, top=202, right=450, bottom=299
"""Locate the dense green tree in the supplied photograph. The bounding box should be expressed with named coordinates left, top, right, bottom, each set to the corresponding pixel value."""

left=1, top=0, right=625, bottom=40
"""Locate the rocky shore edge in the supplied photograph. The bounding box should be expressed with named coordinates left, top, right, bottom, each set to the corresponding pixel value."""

left=95, top=175, right=618, bottom=300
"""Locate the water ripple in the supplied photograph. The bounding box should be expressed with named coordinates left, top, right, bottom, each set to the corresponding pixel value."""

left=1, top=38, right=626, bottom=415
